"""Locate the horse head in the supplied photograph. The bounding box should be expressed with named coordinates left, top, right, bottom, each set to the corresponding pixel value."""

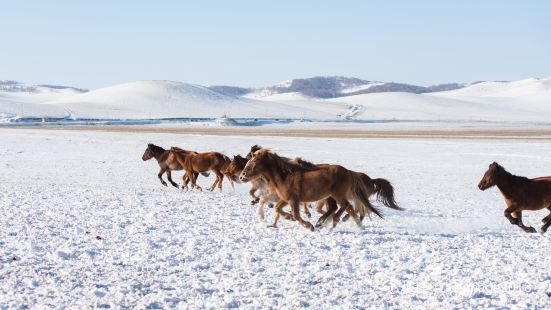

left=478, top=162, right=501, bottom=190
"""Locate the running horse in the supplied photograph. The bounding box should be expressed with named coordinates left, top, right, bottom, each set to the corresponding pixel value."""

left=239, top=149, right=383, bottom=231
left=478, top=162, right=551, bottom=233
left=174, top=149, right=232, bottom=191
left=142, top=144, right=205, bottom=189
left=225, top=153, right=313, bottom=220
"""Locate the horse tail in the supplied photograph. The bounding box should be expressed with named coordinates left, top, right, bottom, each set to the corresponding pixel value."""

left=350, top=171, right=383, bottom=218
left=373, top=178, right=403, bottom=211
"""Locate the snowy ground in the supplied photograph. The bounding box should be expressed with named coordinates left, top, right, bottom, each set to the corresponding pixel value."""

left=1, top=128, right=551, bottom=308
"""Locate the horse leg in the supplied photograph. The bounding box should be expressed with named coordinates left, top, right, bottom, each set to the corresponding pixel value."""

left=512, top=210, right=537, bottom=233
left=303, top=203, right=311, bottom=218
left=217, top=173, right=224, bottom=192
left=268, top=201, right=287, bottom=228
left=315, top=199, right=337, bottom=228
left=541, top=216, right=551, bottom=234
left=504, top=205, right=520, bottom=225
left=191, top=172, right=202, bottom=190
left=278, top=205, right=294, bottom=221
left=540, top=209, right=551, bottom=233
left=257, top=199, right=265, bottom=221
left=225, top=174, right=235, bottom=190
left=181, top=173, right=189, bottom=191
left=344, top=205, right=362, bottom=227
left=158, top=167, right=168, bottom=186
left=208, top=171, right=222, bottom=192
left=290, top=200, right=314, bottom=231
left=249, top=186, right=260, bottom=205
left=315, top=200, right=325, bottom=214
left=188, top=171, right=202, bottom=191
left=166, top=170, right=179, bottom=188
left=333, top=200, right=361, bottom=228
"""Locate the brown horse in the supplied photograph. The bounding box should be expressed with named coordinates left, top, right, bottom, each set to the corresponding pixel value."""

left=174, top=149, right=232, bottom=191
left=240, top=149, right=382, bottom=231
left=142, top=144, right=204, bottom=189
left=478, top=162, right=551, bottom=233
left=225, top=154, right=312, bottom=220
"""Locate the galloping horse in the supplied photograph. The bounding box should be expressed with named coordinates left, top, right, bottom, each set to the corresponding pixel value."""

left=174, top=149, right=232, bottom=192
left=240, top=149, right=382, bottom=231
left=478, top=162, right=551, bottom=233
left=142, top=144, right=203, bottom=189
left=225, top=154, right=312, bottom=220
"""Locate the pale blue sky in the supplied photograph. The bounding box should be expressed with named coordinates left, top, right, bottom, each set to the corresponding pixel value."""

left=1, top=1, right=550, bottom=89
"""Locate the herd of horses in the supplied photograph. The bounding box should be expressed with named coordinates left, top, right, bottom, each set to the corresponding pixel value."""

left=143, top=143, right=551, bottom=233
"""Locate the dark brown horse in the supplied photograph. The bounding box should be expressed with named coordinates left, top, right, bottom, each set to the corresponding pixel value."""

left=478, top=162, right=551, bottom=233
left=240, top=149, right=382, bottom=231
left=142, top=144, right=204, bottom=189
left=174, top=149, right=232, bottom=191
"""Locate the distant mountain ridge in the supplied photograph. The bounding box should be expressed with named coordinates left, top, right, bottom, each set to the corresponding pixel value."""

left=211, top=76, right=467, bottom=99
left=0, top=80, right=88, bottom=94
left=0, top=76, right=470, bottom=99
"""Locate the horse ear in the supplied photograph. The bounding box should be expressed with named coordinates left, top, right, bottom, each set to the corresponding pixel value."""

left=147, top=143, right=153, bottom=148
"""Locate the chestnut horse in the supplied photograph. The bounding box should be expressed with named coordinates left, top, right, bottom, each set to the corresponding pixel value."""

left=478, top=162, right=551, bottom=233
left=142, top=144, right=203, bottom=189
left=174, top=149, right=232, bottom=191
left=240, top=149, right=382, bottom=231
left=225, top=154, right=312, bottom=220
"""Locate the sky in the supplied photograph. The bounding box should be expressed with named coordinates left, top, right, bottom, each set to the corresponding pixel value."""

left=1, top=1, right=550, bottom=89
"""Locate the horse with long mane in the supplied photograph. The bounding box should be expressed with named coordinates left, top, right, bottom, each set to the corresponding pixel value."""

left=142, top=144, right=204, bottom=189
left=173, top=149, right=232, bottom=191
left=478, top=162, right=551, bottom=233
left=239, top=145, right=401, bottom=226
left=239, top=149, right=382, bottom=231
left=225, top=153, right=312, bottom=220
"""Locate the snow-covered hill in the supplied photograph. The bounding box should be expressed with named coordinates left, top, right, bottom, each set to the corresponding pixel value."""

left=328, top=77, right=551, bottom=123
left=0, top=81, right=86, bottom=120
left=1, top=76, right=550, bottom=123
left=45, top=80, right=345, bottom=120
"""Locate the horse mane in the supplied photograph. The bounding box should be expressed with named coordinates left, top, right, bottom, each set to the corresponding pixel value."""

left=148, top=143, right=165, bottom=154
left=170, top=146, right=185, bottom=152
left=259, top=150, right=317, bottom=178
left=247, top=145, right=263, bottom=159
left=495, top=163, right=533, bottom=187
left=291, top=157, right=317, bottom=169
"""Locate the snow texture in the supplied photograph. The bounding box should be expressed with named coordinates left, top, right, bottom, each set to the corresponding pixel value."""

left=1, top=129, right=551, bottom=308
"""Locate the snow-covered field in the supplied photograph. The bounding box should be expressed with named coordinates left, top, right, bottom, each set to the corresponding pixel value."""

left=2, top=128, right=551, bottom=308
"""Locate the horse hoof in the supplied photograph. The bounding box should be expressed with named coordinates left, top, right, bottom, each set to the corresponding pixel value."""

left=267, top=225, right=277, bottom=229
left=308, top=225, right=315, bottom=232
left=525, top=227, right=537, bottom=233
